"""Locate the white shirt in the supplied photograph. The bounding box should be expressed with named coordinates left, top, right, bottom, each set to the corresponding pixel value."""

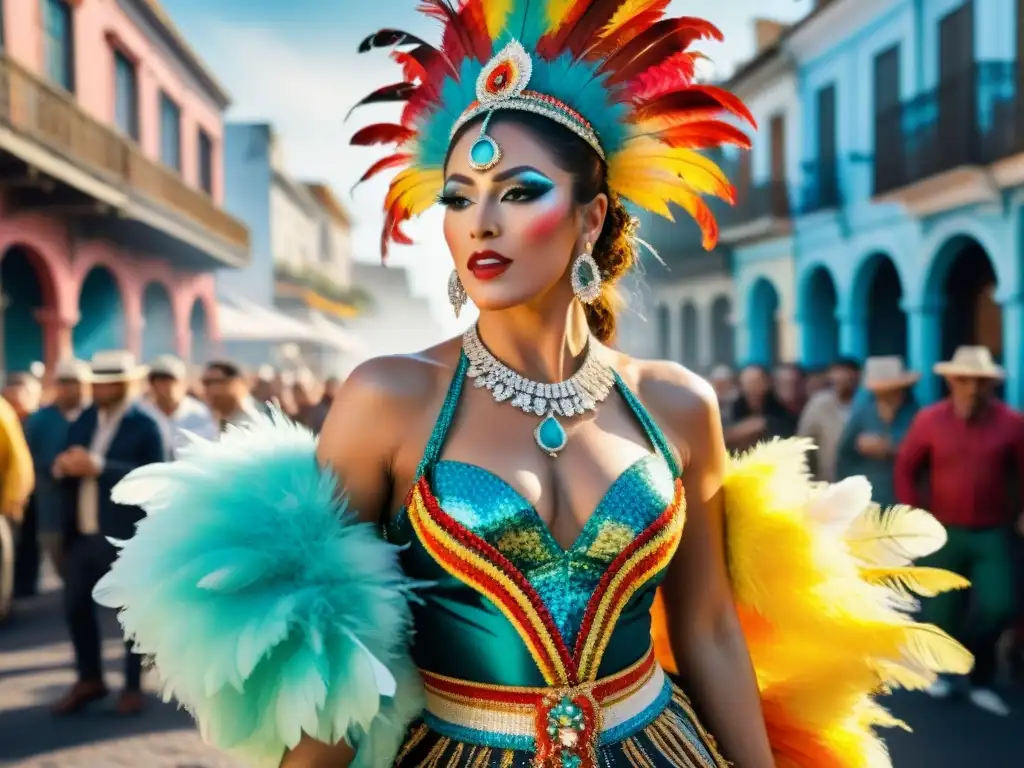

left=143, top=395, right=219, bottom=457
left=77, top=401, right=129, bottom=535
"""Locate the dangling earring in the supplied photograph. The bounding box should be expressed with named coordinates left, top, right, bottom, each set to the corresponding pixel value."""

left=448, top=268, right=467, bottom=318
left=571, top=242, right=602, bottom=304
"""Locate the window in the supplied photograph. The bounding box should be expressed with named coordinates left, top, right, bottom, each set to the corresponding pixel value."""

left=43, top=0, right=74, bottom=92
left=814, top=84, right=838, bottom=207
left=198, top=129, right=213, bottom=194
left=159, top=92, right=181, bottom=171
left=114, top=50, right=139, bottom=140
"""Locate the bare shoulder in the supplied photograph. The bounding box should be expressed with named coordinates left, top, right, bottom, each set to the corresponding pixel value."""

left=612, top=352, right=721, bottom=469
left=320, top=336, right=462, bottom=456
left=618, top=354, right=719, bottom=431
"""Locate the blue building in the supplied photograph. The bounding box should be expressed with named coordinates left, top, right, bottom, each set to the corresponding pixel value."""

left=773, top=0, right=1024, bottom=405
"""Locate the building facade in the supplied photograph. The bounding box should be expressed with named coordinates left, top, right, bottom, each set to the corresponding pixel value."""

left=0, top=0, right=249, bottom=376
left=220, top=122, right=360, bottom=375
left=784, top=0, right=1024, bottom=405
left=727, top=22, right=801, bottom=368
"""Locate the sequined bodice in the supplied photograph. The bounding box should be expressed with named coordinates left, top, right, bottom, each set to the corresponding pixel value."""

left=388, top=353, right=684, bottom=688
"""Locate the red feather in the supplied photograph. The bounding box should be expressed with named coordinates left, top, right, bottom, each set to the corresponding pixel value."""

left=632, top=85, right=757, bottom=128
left=620, top=51, right=700, bottom=103
left=652, top=121, right=751, bottom=150
left=352, top=154, right=412, bottom=189
left=600, top=17, right=722, bottom=81
left=456, top=0, right=492, bottom=61
left=538, top=0, right=625, bottom=60
left=345, top=82, right=418, bottom=121
left=582, top=1, right=672, bottom=61
left=350, top=124, right=416, bottom=147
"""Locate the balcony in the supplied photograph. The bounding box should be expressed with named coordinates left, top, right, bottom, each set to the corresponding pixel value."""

left=718, top=180, right=792, bottom=244
left=273, top=262, right=371, bottom=319
left=0, top=54, right=248, bottom=269
left=797, top=159, right=841, bottom=215
left=872, top=61, right=1016, bottom=215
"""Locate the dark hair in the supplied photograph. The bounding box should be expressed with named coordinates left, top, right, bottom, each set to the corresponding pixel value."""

left=204, top=360, right=244, bottom=380
left=831, top=357, right=862, bottom=371
left=446, top=111, right=636, bottom=343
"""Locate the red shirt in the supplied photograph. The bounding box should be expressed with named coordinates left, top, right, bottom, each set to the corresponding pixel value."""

left=894, top=400, right=1024, bottom=528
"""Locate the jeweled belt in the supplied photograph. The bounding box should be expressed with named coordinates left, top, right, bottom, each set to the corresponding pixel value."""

left=420, top=647, right=670, bottom=765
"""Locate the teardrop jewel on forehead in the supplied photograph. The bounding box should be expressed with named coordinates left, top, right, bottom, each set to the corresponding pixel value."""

left=462, top=324, right=616, bottom=458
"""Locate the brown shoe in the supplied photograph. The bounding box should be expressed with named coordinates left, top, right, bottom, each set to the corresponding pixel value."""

left=116, top=689, right=145, bottom=716
left=52, top=681, right=109, bottom=716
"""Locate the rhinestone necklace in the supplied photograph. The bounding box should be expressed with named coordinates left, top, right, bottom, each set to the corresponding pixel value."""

left=463, top=324, right=616, bottom=457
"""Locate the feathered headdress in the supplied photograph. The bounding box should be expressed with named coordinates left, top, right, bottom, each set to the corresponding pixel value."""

left=349, top=0, right=755, bottom=258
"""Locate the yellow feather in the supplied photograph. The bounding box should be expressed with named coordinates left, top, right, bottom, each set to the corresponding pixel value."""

left=844, top=504, right=948, bottom=567
left=384, top=168, right=443, bottom=210
left=612, top=137, right=733, bottom=199
left=484, top=0, right=514, bottom=38
left=860, top=565, right=971, bottom=598
left=545, top=0, right=577, bottom=31
left=600, top=0, right=663, bottom=38
left=680, top=438, right=977, bottom=765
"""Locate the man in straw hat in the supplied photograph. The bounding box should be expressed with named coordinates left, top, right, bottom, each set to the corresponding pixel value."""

left=895, top=345, right=1024, bottom=715
left=836, top=356, right=919, bottom=506
left=23, top=358, right=91, bottom=583
left=51, top=351, right=167, bottom=716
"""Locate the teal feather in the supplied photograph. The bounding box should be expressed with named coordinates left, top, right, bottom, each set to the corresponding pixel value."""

left=498, top=0, right=549, bottom=48
left=418, top=58, right=482, bottom=167
left=529, top=53, right=630, bottom=156
left=93, top=409, right=425, bottom=767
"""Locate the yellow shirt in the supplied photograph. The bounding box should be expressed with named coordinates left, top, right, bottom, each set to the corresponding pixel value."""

left=0, top=396, right=34, bottom=523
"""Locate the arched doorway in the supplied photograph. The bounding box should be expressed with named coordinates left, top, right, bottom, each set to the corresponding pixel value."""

left=929, top=236, right=1001, bottom=361
left=854, top=253, right=907, bottom=358
left=74, top=267, right=124, bottom=358
left=141, top=282, right=175, bottom=362
left=710, top=295, right=734, bottom=366
left=0, top=246, right=54, bottom=373
left=680, top=301, right=699, bottom=368
left=190, top=299, right=212, bottom=364
left=748, top=278, right=780, bottom=366
left=655, top=304, right=670, bottom=359
left=801, top=266, right=839, bottom=368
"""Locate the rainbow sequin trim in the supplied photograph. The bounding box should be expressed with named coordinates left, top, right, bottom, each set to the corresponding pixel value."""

left=420, top=648, right=670, bottom=767
left=405, top=474, right=687, bottom=768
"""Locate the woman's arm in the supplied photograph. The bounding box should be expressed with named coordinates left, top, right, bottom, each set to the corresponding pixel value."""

left=282, top=358, right=418, bottom=768
left=654, top=370, right=775, bottom=767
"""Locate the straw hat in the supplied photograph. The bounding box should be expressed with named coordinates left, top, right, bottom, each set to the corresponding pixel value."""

left=933, top=345, right=1004, bottom=380
left=863, top=356, right=920, bottom=392
left=89, top=350, right=148, bottom=383
left=149, top=354, right=188, bottom=380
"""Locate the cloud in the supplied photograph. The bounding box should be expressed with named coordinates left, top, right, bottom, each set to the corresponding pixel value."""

left=195, top=20, right=462, bottom=332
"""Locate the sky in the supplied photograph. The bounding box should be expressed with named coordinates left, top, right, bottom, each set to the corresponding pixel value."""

left=163, top=0, right=814, bottom=330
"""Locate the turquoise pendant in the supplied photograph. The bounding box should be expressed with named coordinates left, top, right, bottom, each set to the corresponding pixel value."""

left=469, top=135, right=501, bottom=171
left=534, top=413, right=567, bottom=457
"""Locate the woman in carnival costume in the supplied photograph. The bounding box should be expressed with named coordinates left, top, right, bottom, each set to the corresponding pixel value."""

left=94, top=2, right=974, bottom=767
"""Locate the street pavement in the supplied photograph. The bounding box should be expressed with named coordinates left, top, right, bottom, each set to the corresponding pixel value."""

left=1, top=579, right=1022, bottom=767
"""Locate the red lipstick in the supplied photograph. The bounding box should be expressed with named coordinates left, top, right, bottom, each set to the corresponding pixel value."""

left=467, top=250, right=512, bottom=281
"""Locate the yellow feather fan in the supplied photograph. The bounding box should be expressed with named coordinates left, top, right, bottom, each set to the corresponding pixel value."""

left=652, top=438, right=972, bottom=768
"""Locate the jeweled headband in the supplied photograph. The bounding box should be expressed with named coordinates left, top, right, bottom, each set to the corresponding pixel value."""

left=348, top=1, right=756, bottom=258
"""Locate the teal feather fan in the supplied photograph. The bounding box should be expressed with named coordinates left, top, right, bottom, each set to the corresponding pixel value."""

left=93, top=409, right=425, bottom=767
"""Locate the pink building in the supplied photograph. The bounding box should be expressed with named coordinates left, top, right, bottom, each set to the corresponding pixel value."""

left=0, top=0, right=249, bottom=377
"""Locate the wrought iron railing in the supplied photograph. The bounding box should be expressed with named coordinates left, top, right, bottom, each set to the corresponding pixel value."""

left=0, top=53, right=248, bottom=251
left=873, top=61, right=1017, bottom=195
left=722, top=180, right=791, bottom=226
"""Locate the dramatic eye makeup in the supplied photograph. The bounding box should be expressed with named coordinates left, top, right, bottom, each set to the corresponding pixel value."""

left=438, top=166, right=556, bottom=209
left=501, top=170, right=555, bottom=202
